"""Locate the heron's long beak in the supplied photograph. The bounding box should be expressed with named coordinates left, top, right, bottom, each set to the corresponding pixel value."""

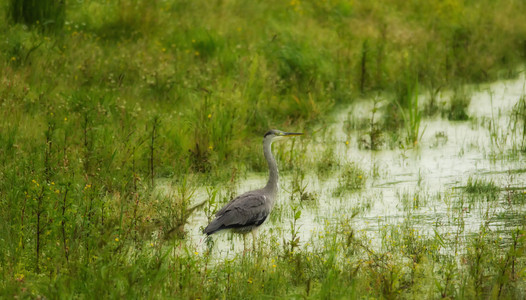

left=283, top=132, right=304, bottom=136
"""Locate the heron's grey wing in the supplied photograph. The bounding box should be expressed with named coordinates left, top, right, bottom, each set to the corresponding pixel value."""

left=215, top=190, right=263, bottom=216
left=204, top=192, right=270, bottom=235
left=219, top=192, right=269, bottom=226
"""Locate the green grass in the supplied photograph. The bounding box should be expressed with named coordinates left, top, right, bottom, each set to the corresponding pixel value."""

left=333, top=162, right=366, bottom=196
left=1, top=0, right=526, bottom=298
left=465, top=177, right=500, bottom=194
left=446, top=87, right=472, bottom=121
left=9, top=0, right=65, bottom=32
left=396, top=80, right=426, bottom=147
left=511, top=94, right=526, bottom=152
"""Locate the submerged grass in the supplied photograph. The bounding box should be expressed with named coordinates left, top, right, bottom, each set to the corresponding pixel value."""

left=396, top=80, right=426, bottom=147
left=1, top=0, right=526, bottom=298
left=333, top=162, right=366, bottom=196
left=447, top=88, right=472, bottom=121
left=511, top=94, right=526, bottom=152
left=465, top=177, right=500, bottom=195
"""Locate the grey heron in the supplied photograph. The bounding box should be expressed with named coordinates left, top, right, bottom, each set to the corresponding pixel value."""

left=203, top=129, right=303, bottom=248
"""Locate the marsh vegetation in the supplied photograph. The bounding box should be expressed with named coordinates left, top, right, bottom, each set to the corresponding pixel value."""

left=1, top=0, right=526, bottom=298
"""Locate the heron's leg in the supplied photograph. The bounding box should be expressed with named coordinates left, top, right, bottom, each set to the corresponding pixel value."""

left=242, top=234, right=247, bottom=253
left=251, top=230, right=257, bottom=253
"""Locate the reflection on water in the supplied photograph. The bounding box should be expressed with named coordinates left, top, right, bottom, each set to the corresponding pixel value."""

left=184, top=74, right=526, bottom=257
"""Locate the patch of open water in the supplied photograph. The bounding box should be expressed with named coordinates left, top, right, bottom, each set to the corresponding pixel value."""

left=183, top=74, right=526, bottom=257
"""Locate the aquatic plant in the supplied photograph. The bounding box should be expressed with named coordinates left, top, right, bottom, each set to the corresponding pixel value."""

left=446, top=88, right=471, bottom=121
left=364, top=100, right=383, bottom=150
left=315, top=146, right=339, bottom=179
left=465, top=177, right=500, bottom=194
left=396, top=81, right=426, bottom=147
left=398, top=189, right=429, bottom=212
left=333, top=162, right=366, bottom=196
left=511, top=94, right=526, bottom=151
left=155, top=175, right=197, bottom=240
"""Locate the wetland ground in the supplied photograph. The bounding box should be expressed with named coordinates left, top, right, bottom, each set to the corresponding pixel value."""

left=1, top=0, right=526, bottom=298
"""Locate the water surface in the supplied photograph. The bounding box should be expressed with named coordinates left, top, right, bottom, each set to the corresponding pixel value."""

left=184, top=75, right=526, bottom=257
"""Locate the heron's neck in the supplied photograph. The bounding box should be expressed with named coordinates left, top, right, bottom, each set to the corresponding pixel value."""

left=263, top=139, right=278, bottom=197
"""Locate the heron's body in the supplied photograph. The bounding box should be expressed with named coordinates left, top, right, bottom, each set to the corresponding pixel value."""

left=203, top=130, right=302, bottom=236
left=203, top=189, right=272, bottom=234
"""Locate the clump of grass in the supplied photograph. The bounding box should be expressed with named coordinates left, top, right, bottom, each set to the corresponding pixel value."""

left=431, top=131, right=448, bottom=148
left=267, top=36, right=328, bottom=93
left=465, top=177, right=500, bottom=194
left=154, top=176, right=197, bottom=240
left=290, top=167, right=317, bottom=202
left=91, top=0, right=159, bottom=40
left=510, top=94, right=526, bottom=151
left=424, top=86, right=442, bottom=116
left=445, top=88, right=471, bottom=121
left=360, top=100, right=383, bottom=150
left=506, top=188, right=526, bottom=205
left=333, top=162, right=366, bottom=196
left=395, top=80, right=426, bottom=147
left=398, top=190, right=429, bottom=212
left=9, top=0, right=65, bottom=32
left=315, top=146, right=339, bottom=179
left=283, top=205, right=302, bottom=256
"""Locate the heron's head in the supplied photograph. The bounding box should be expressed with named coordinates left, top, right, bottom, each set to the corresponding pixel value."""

left=263, top=129, right=303, bottom=142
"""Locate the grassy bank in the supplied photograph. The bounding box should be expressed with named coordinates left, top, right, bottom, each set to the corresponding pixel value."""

left=1, top=0, right=526, bottom=298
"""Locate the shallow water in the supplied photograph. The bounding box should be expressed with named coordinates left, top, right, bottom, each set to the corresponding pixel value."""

left=184, top=74, right=526, bottom=257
